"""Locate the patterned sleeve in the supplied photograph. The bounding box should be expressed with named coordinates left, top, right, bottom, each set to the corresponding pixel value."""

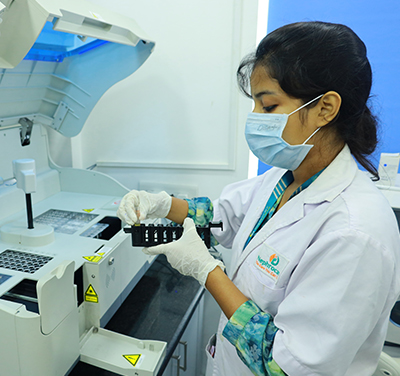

left=185, top=197, right=218, bottom=246
left=222, top=300, right=287, bottom=376
left=185, top=197, right=214, bottom=225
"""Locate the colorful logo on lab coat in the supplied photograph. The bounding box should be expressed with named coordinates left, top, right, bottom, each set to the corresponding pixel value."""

left=255, top=245, right=289, bottom=284
left=257, top=255, right=281, bottom=278
left=269, top=254, right=279, bottom=266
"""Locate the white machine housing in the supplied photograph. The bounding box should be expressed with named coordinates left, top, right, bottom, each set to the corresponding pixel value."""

left=0, top=1, right=166, bottom=375
left=372, top=183, right=400, bottom=375
left=378, top=185, right=400, bottom=347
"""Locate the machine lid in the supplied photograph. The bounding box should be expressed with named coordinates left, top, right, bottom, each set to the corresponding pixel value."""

left=0, top=0, right=155, bottom=137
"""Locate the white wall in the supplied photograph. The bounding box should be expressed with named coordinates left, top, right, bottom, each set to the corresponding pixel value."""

left=49, top=0, right=259, bottom=200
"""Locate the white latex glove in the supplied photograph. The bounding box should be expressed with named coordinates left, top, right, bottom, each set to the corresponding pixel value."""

left=142, top=218, right=225, bottom=287
left=117, top=190, right=172, bottom=225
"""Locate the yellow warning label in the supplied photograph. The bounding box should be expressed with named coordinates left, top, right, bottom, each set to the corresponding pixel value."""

left=123, top=354, right=141, bottom=367
left=83, top=255, right=102, bottom=263
left=83, top=208, right=95, bottom=213
left=85, top=284, right=99, bottom=303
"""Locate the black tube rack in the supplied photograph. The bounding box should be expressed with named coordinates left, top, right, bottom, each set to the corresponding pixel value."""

left=123, top=222, right=223, bottom=249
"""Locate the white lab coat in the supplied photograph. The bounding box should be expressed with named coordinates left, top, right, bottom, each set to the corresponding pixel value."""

left=208, top=145, right=400, bottom=376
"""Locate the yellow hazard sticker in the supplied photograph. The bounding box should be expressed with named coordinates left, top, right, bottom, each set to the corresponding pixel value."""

left=123, top=354, right=141, bottom=367
left=83, top=208, right=95, bottom=213
left=90, top=11, right=105, bottom=22
left=85, top=284, right=99, bottom=303
left=83, top=255, right=102, bottom=263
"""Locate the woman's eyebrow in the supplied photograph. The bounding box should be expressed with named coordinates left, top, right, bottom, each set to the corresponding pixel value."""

left=253, top=90, right=277, bottom=99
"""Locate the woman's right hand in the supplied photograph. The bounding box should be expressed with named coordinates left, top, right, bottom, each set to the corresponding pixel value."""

left=117, top=190, right=172, bottom=225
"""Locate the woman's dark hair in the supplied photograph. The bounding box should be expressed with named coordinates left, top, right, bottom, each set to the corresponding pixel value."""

left=238, top=21, right=379, bottom=179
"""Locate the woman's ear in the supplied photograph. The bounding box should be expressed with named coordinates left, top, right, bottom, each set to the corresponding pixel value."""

left=317, top=91, right=342, bottom=126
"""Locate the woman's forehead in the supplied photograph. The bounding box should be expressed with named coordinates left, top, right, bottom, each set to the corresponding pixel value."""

left=250, top=66, right=284, bottom=97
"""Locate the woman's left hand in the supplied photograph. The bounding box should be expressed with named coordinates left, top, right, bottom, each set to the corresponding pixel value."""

left=142, top=218, right=225, bottom=286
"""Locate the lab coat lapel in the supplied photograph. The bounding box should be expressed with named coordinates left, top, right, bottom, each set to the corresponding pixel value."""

left=235, top=191, right=305, bottom=271
left=231, top=145, right=357, bottom=277
left=227, top=169, right=285, bottom=277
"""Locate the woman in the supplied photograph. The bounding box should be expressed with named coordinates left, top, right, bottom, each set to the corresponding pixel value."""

left=117, top=22, right=400, bottom=376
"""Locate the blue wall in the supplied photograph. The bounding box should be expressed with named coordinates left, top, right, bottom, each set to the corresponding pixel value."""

left=258, top=0, right=400, bottom=175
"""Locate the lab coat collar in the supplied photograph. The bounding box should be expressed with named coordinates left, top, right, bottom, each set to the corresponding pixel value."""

left=301, top=144, right=357, bottom=204
left=233, top=145, right=358, bottom=274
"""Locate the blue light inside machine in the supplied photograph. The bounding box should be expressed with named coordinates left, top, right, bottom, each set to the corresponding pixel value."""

left=24, top=20, right=108, bottom=62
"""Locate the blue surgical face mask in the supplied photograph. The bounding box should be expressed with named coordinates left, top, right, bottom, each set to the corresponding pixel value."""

left=245, top=95, right=323, bottom=170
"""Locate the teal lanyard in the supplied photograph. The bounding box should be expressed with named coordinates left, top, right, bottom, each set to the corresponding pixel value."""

left=243, top=169, right=325, bottom=250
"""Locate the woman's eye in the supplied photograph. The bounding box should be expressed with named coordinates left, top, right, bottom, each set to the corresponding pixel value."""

left=263, top=105, right=277, bottom=112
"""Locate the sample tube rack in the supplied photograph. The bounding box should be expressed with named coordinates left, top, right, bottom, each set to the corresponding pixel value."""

left=124, top=222, right=223, bottom=248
